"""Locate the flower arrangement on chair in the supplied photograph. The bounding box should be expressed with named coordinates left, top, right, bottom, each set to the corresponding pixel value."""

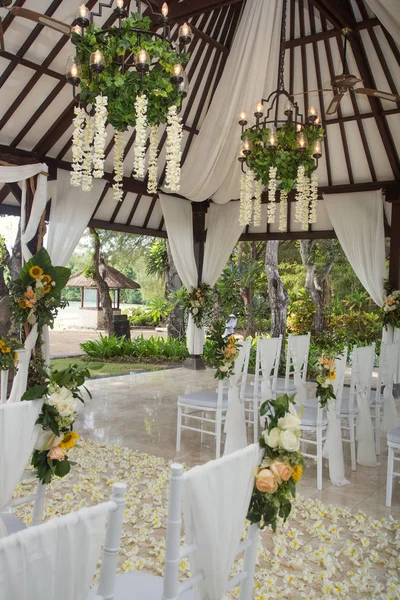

left=315, top=354, right=337, bottom=409
left=0, top=337, right=21, bottom=372
left=206, top=319, right=240, bottom=380
left=247, top=394, right=305, bottom=531
left=382, top=288, right=400, bottom=328
left=22, top=364, right=91, bottom=484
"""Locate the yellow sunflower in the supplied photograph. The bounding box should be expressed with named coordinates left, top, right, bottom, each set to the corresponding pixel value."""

left=43, top=284, right=52, bottom=294
left=329, top=369, right=336, bottom=380
left=14, top=353, right=18, bottom=362
left=292, top=464, right=303, bottom=482
left=59, top=431, right=80, bottom=451
left=18, top=299, right=28, bottom=309
left=29, top=265, right=43, bottom=279
left=2, top=346, right=10, bottom=354
left=42, top=274, right=52, bottom=284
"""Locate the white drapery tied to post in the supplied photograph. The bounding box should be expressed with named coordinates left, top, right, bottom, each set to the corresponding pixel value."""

left=353, top=346, right=379, bottom=467
left=182, top=444, right=260, bottom=600
left=380, top=342, right=400, bottom=432
left=224, top=341, right=250, bottom=456
left=7, top=328, right=38, bottom=404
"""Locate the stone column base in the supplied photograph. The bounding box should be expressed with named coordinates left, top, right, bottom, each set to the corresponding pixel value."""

left=184, top=355, right=206, bottom=370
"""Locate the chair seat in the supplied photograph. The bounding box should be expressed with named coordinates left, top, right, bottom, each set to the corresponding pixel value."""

left=300, top=407, right=328, bottom=427
left=275, top=378, right=297, bottom=392
left=0, top=513, right=26, bottom=536
left=178, top=390, right=228, bottom=409
left=387, top=426, right=400, bottom=445
left=88, top=571, right=194, bottom=600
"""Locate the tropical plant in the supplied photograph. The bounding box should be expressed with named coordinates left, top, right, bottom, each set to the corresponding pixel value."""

left=146, top=297, right=171, bottom=325
left=286, top=289, right=315, bottom=335
left=80, top=334, right=188, bottom=363
left=145, top=239, right=168, bottom=279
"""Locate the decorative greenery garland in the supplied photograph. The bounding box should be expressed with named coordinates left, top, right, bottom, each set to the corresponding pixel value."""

left=206, top=319, right=240, bottom=380
left=382, top=287, right=400, bottom=329
left=315, top=354, right=337, bottom=409
left=182, top=283, right=214, bottom=328
left=247, top=394, right=305, bottom=531
left=0, top=337, right=21, bottom=372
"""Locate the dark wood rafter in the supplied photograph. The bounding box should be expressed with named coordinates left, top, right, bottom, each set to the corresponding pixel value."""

left=0, top=51, right=65, bottom=81
left=284, top=18, right=379, bottom=49
left=169, top=0, right=243, bottom=20
left=240, top=230, right=337, bottom=242
left=208, top=4, right=240, bottom=106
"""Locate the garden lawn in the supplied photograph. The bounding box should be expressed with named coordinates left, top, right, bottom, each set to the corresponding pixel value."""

left=50, top=358, right=165, bottom=378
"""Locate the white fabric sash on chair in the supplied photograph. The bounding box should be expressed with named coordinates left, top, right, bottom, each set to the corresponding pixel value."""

left=259, top=337, right=282, bottom=402
left=7, top=325, right=38, bottom=404
left=322, top=350, right=349, bottom=486
left=353, top=346, right=379, bottom=467
left=224, top=341, right=251, bottom=455
left=182, top=444, right=260, bottom=600
left=0, top=502, right=111, bottom=600
left=380, top=342, right=400, bottom=431
left=0, top=400, right=43, bottom=537
left=289, top=334, right=310, bottom=405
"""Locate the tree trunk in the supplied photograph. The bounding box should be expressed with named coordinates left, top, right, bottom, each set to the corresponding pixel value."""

left=299, top=240, right=334, bottom=332
left=166, top=242, right=185, bottom=340
left=265, top=241, right=289, bottom=338
left=0, top=238, right=10, bottom=299
left=90, top=229, right=114, bottom=334
left=8, top=220, right=22, bottom=283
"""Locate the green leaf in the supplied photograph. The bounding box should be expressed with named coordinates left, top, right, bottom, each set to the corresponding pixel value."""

left=22, top=384, right=49, bottom=400
left=54, top=459, right=71, bottom=478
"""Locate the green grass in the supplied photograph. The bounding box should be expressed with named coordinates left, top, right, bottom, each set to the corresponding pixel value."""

left=50, top=358, right=165, bottom=378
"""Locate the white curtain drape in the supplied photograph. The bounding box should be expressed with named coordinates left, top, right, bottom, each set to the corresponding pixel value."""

left=7, top=346, right=35, bottom=404
left=0, top=502, right=110, bottom=600
left=380, top=342, right=400, bottom=431
left=160, top=196, right=244, bottom=355
left=224, top=340, right=250, bottom=455
left=182, top=444, right=260, bottom=600
left=353, top=346, right=379, bottom=467
left=178, top=0, right=282, bottom=204
left=364, top=0, right=400, bottom=45
left=324, top=191, right=386, bottom=306
left=0, top=400, right=43, bottom=536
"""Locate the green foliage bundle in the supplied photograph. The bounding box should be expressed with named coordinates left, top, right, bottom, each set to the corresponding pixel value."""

left=73, top=14, right=189, bottom=131
left=124, top=306, right=155, bottom=327
left=242, top=123, right=324, bottom=191
left=205, top=319, right=240, bottom=380
left=80, top=333, right=188, bottom=362
left=286, top=289, right=315, bottom=335
left=0, top=336, right=22, bottom=372
left=180, top=283, right=214, bottom=327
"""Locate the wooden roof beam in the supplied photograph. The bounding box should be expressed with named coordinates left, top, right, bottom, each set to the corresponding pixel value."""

left=284, top=18, right=379, bottom=49
left=169, top=0, right=243, bottom=20
left=0, top=50, right=65, bottom=81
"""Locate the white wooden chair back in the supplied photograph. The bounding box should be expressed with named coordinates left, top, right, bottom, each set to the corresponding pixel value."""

left=216, top=340, right=251, bottom=409
left=256, top=335, right=283, bottom=398
left=0, top=483, right=126, bottom=600
left=376, top=342, right=400, bottom=400
left=163, top=446, right=260, bottom=600
left=285, top=333, right=311, bottom=384
left=348, top=344, right=375, bottom=414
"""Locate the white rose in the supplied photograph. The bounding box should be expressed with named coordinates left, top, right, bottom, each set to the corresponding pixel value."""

left=279, top=429, right=300, bottom=452
left=219, top=365, right=229, bottom=373
left=48, top=387, right=77, bottom=417
left=277, top=411, right=301, bottom=431
left=192, top=308, right=199, bottom=315
left=34, top=430, right=62, bottom=451
left=264, top=427, right=281, bottom=449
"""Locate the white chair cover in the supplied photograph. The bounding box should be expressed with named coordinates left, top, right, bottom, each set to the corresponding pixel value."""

left=0, top=400, right=43, bottom=536
left=182, top=444, right=260, bottom=600
left=0, top=502, right=112, bottom=600
left=7, top=333, right=38, bottom=404
left=379, top=342, right=400, bottom=431
left=322, top=350, right=350, bottom=486
left=259, top=337, right=282, bottom=401
left=224, top=340, right=251, bottom=455
left=289, top=334, right=310, bottom=404
left=353, top=346, right=379, bottom=467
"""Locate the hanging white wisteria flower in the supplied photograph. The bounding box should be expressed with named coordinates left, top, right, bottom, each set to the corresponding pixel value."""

left=113, top=130, right=126, bottom=203
left=295, top=165, right=309, bottom=231
left=239, top=169, right=254, bottom=226
left=309, top=170, right=318, bottom=224
left=267, top=166, right=277, bottom=224
left=81, top=114, right=95, bottom=192
left=165, top=105, right=183, bottom=193
left=147, top=125, right=159, bottom=195
left=70, top=106, right=86, bottom=187
left=133, top=94, right=148, bottom=180
left=92, top=95, right=108, bottom=179
left=279, top=190, right=288, bottom=232
left=253, top=178, right=263, bottom=227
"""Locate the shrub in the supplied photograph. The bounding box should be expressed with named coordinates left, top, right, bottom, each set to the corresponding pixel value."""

left=80, top=334, right=188, bottom=362
left=123, top=307, right=155, bottom=327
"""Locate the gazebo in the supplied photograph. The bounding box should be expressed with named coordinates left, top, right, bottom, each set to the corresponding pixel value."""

left=66, top=263, right=140, bottom=329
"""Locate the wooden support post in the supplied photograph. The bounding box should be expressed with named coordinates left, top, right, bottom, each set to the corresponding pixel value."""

left=389, top=198, right=400, bottom=290
left=184, top=200, right=209, bottom=370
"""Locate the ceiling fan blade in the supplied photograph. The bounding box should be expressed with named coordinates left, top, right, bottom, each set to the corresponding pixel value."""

left=292, top=88, right=332, bottom=96
left=326, top=93, right=345, bottom=115
left=9, top=7, right=71, bottom=35
left=0, top=18, right=4, bottom=52
left=355, top=87, right=400, bottom=102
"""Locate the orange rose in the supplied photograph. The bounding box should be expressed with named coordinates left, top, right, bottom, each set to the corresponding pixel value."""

left=270, top=461, right=294, bottom=482
left=48, top=446, right=66, bottom=461
left=255, top=468, right=278, bottom=494
left=24, top=290, right=35, bottom=300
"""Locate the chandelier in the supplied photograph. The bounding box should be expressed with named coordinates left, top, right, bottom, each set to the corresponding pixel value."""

left=237, top=0, right=324, bottom=232
left=66, top=1, right=192, bottom=199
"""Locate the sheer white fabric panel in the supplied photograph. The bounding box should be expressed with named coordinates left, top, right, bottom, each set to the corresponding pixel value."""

left=21, top=174, right=48, bottom=262
left=380, top=342, right=400, bottom=430
left=364, top=0, right=400, bottom=44
left=0, top=164, right=47, bottom=183
left=182, top=444, right=260, bottom=600
left=0, top=400, right=43, bottom=513
left=324, top=191, right=386, bottom=306
left=0, top=502, right=111, bottom=600
left=47, top=170, right=104, bottom=267
left=7, top=327, right=38, bottom=404
left=289, top=334, right=310, bottom=405
left=224, top=341, right=250, bottom=455
left=353, top=346, right=379, bottom=467
left=202, top=202, right=244, bottom=286
left=178, top=0, right=282, bottom=204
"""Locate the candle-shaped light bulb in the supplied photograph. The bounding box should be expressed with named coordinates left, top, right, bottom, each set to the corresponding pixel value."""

left=161, top=2, right=168, bottom=16
left=94, top=49, right=102, bottom=64
left=71, top=64, right=78, bottom=78
left=313, top=140, right=322, bottom=158
left=240, top=111, right=247, bottom=121
left=308, top=106, right=317, bottom=116
left=242, top=137, right=251, bottom=155
left=76, top=3, right=90, bottom=26
left=173, top=63, right=183, bottom=77
left=297, top=131, right=308, bottom=151
left=255, top=102, right=264, bottom=114
left=315, top=115, right=321, bottom=125
left=268, top=131, right=277, bottom=149
left=71, top=25, right=82, bottom=35
left=116, top=0, right=124, bottom=7
left=90, top=49, right=105, bottom=71
left=66, top=55, right=82, bottom=83
left=179, top=22, right=192, bottom=43
left=296, top=123, right=302, bottom=132
left=78, top=4, right=88, bottom=18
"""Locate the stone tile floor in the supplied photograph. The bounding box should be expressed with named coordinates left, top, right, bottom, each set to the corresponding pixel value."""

left=75, top=367, right=400, bottom=520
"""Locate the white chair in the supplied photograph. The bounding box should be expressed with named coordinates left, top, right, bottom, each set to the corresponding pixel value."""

left=298, top=349, right=348, bottom=490
left=340, top=344, right=376, bottom=471
left=91, top=445, right=260, bottom=600
left=386, top=426, right=400, bottom=507
left=276, top=333, right=311, bottom=404
left=244, top=336, right=282, bottom=443
left=176, top=340, right=251, bottom=458
left=373, top=342, right=400, bottom=455
left=0, top=482, right=126, bottom=600
left=0, top=400, right=47, bottom=536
